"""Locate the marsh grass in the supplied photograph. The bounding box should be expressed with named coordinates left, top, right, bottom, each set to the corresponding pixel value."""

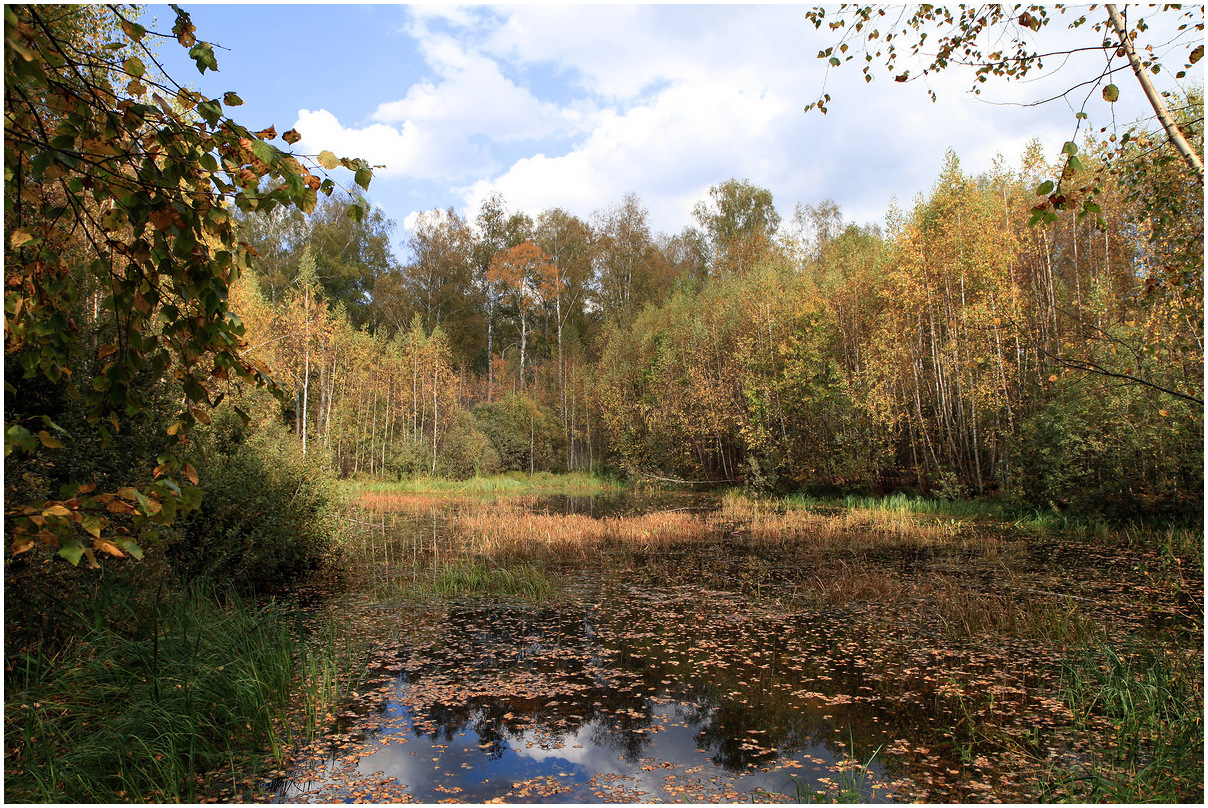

left=740, top=506, right=966, bottom=549
left=425, top=560, right=555, bottom=600
left=453, top=509, right=717, bottom=561
left=3, top=582, right=371, bottom=803
left=345, top=471, right=617, bottom=497
left=1042, top=642, right=1204, bottom=803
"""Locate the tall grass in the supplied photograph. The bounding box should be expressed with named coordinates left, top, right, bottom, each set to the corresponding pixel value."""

left=453, top=509, right=715, bottom=561
left=423, top=560, right=555, bottom=600
left=783, top=491, right=1009, bottom=518
left=344, top=471, right=618, bottom=496
left=1043, top=642, right=1204, bottom=803
left=3, top=582, right=371, bottom=803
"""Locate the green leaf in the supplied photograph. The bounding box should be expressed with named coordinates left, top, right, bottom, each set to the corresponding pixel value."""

left=124, top=56, right=146, bottom=77
left=5, top=424, right=38, bottom=456
left=1102, top=84, right=1119, bottom=102
left=188, top=42, right=218, bottom=74
left=354, top=168, right=372, bottom=190
left=58, top=541, right=86, bottom=566
left=1035, top=180, right=1054, bottom=196
left=120, top=19, right=146, bottom=41
left=223, top=91, right=243, bottom=106
left=1061, top=141, right=1078, bottom=156
left=196, top=98, right=222, bottom=126
left=116, top=539, right=144, bottom=560
left=250, top=139, right=278, bottom=164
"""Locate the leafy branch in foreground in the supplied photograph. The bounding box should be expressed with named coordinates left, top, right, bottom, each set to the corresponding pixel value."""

left=802, top=4, right=1204, bottom=223
left=4, top=3, right=374, bottom=567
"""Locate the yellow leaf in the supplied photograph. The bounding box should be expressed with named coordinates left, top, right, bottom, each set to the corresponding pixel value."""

left=317, top=150, right=340, bottom=170
left=11, top=229, right=33, bottom=248
left=1159, top=409, right=1168, bottom=417
left=184, top=463, right=199, bottom=485
left=82, top=515, right=103, bottom=538
left=38, top=430, right=65, bottom=449
left=11, top=537, right=35, bottom=555
left=1048, top=375, right=1058, bottom=382
left=94, top=539, right=126, bottom=558
left=42, top=504, right=72, bottom=518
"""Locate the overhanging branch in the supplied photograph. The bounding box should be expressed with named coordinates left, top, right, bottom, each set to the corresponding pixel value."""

left=1106, top=4, right=1205, bottom=184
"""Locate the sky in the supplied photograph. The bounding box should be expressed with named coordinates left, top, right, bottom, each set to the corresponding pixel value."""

left=147, top=3, right=1203, bottom=260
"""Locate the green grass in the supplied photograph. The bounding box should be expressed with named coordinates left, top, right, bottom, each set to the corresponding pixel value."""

left=389, top=560, right=556, bottom=601
left=343, top=471, right=620, bottom=496
left=1041, top=641, right=1204, bottom=803
left=784, top=491, right=1013, bottom=519
left=3, top=582, right=371, bottom=803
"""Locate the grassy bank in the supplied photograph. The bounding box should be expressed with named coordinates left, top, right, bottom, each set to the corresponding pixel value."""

left=3, top=582, right=371, bottom=803
left=344, top=471, right=620, bottom=496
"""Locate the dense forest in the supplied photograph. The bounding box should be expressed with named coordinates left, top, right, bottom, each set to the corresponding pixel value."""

left=229, top=136, right=1203, bottom=521
left=4, top=4, right=1202, bottom=581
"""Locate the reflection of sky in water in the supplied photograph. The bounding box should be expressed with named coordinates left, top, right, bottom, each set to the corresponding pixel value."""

left=279, top=687, right=894, bottom=803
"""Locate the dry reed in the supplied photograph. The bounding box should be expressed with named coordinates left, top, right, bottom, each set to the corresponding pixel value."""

left=452, top=510, right=717, bottom=561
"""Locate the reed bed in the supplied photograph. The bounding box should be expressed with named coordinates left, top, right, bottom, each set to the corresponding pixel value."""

left=738, top=507, right=964, bottom=548
left=345, top=472, right=617, bottom=497
left=356, top=490, right=533, bottom=514
left=453, top=510, right=717, bottom=561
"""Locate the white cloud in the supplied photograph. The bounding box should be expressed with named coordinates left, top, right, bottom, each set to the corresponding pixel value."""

left=457, top=68, right=800, bottom=232
left=294, top=108, right=493, bottom=181
left=297, top=4, right=1186, bottom=240
left=292, top=7, right=599, bottom=183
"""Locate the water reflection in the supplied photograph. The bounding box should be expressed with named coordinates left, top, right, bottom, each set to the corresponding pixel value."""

left=276, top=591, right=895, bottom=804
left=277, top=492, right=1201, bottom=803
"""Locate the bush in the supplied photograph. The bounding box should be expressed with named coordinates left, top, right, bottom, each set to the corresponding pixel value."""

left=439, top=408, right=501, bottom=479
left=170, top=412, right=341, bottom=590
left=472, top=395, right=563, bottom=473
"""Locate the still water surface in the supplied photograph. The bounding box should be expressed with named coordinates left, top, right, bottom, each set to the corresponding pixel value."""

left=271, top=491, right=1199, bottom=803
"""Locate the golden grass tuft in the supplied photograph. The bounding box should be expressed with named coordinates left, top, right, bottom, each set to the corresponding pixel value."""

left=452, top=510, right=717, bottom=561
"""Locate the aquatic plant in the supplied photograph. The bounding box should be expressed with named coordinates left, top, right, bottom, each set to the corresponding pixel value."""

left=425, top=560, right=555, bottom=600
left=1042, top=641, right=1204, bottom=803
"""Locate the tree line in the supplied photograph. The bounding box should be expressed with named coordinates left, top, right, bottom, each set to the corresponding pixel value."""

left=236, top=115, right=1202, bottom=521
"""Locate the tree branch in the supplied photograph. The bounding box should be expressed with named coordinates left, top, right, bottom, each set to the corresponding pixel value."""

left=1106, top=4, right=1205, bottom=184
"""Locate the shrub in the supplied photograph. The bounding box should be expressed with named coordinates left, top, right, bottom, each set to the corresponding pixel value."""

left=472, top=395, right=563, bottom=473
left=170, top=412, right=341, bottom=590
left=439, top=408, right=501, bottom=479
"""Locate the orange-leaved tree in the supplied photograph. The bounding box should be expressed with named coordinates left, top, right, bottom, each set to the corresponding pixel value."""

left=487, top=241, right=560, bottom=393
